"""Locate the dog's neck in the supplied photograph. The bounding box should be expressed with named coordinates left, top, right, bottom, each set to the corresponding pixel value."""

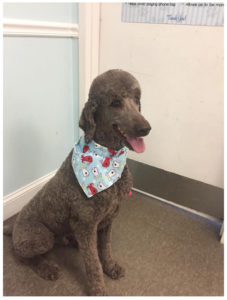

left=93, top=130, right=126, bottom=151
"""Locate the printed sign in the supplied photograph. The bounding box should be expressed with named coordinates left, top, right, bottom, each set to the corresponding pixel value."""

left=122, top=3, right=224, bottom=26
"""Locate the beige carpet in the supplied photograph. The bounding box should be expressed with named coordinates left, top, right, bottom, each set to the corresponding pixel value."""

left=3, top=191, right=224, bottom=296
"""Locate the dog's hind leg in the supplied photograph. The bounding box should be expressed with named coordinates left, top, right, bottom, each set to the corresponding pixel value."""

left=12, top=221, right=60, bottom=280
left=98, top=223, right=125, bottom=279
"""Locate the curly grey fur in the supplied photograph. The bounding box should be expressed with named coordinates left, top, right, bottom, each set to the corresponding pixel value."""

left=8, top=69, right=151, bottom=296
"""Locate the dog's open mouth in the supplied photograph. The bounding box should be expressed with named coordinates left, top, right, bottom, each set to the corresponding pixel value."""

left=113, top=124, right=145, bottom=153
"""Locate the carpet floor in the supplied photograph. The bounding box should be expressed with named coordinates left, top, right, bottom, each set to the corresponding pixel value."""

left=3, top=191, right=224, bottom=296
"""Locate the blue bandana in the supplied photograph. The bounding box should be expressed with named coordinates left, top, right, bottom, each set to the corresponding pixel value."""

left=72, top=136, right=128, bottom=198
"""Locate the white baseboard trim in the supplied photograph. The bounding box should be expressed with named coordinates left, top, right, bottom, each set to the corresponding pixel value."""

left=3, top=18, right=78, bottom=38
left=3, top=170, right=56, bottom=221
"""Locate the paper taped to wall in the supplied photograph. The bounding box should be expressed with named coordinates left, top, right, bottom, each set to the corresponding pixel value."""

left=122, top=3, right=224, bottom=26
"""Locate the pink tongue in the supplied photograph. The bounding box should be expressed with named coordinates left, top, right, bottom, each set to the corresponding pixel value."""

left=126, top=136, right=145, bottom=153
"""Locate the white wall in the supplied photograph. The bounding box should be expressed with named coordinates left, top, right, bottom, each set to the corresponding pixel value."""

left=99, top=3, right=224, bottom=188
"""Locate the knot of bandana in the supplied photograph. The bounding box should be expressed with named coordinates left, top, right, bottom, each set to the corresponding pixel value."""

left=72, top=136, right=128, bottom=198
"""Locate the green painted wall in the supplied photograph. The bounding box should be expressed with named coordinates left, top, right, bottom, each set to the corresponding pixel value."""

left=3, top=3, right=79, bottom=195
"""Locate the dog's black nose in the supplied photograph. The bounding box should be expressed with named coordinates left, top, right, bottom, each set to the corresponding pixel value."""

left=138, top=124, right=151, bottom=136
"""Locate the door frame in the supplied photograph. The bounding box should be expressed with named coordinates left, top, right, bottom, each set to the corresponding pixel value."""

left=78, top=3, right=101, bottom=116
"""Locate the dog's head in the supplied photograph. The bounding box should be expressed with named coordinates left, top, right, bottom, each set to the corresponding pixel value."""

left=79, top=69, right=151, bottom=152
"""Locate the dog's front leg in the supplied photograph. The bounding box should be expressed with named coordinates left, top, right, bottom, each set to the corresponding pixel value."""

left=98, top=223, right=125, bottom=279
left=75, top=225, right=106, bottom=296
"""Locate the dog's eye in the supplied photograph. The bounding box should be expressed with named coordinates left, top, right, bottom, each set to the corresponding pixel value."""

left=111, top=99, right=122, bottom=107
left=135, top=98, right=140, bottom=105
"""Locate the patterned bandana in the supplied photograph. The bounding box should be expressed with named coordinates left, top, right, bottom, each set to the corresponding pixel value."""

left=72, top=136, right=128, bottom=198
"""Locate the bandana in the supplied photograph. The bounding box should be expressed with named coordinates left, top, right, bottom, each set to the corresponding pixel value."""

left=72, top=136, right=128, bottom=198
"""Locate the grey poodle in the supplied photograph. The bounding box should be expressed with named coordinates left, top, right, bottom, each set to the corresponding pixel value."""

left=5, top=69, right=151, bottom=296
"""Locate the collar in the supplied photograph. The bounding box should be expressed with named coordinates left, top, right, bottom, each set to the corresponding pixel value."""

left=72, top=136, right=128, bottom=198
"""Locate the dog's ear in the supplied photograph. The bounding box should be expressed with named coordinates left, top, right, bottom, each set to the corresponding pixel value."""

left=79, top=101, right=98, bottom=144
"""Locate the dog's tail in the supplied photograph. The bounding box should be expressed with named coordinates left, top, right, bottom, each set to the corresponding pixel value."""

left=3, top=223, right=14, bottom=236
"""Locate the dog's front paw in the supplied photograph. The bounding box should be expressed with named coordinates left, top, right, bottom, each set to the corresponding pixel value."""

left=103, top=262, right=125, bottom=280
left=88, top=286, right=107, bottom=296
